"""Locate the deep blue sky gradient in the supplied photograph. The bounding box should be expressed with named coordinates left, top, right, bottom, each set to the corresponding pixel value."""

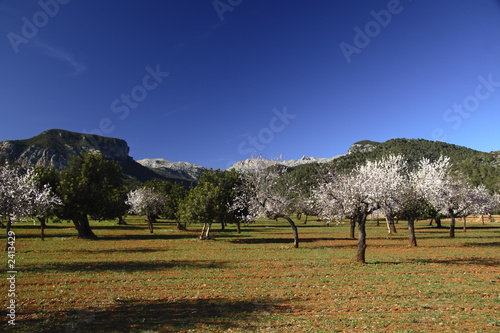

left=1, top=0, right=500, bottom=169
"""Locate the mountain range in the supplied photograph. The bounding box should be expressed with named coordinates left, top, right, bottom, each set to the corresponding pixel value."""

left=0, top=129, right=498, bottom=191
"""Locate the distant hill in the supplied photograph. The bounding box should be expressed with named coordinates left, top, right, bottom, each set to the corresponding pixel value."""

left=287, top=138, right=500, bottom=194
left=0, top=129, right=192, bottom=187
left=1, top=131, right=497, bottom=193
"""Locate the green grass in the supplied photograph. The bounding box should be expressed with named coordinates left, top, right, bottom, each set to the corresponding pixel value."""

left=2, top=216, right=499, bottom=332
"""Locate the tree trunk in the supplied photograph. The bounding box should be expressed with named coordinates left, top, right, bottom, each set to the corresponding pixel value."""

left=385, top=215, right=397, bottom=234
left=488, top=213, right=493, bottom=223
left=429, top=217, right=434, bottom=226
left=5, top=218, right=13, bottom=251
left=435, top=216, right=442, bottom=228
left=449, top=216, right=456, bottom=238
left=279, top=215, right=299, bottom=248
left=481, top=215, right=485, bottom=225
left=350, top=218, right=355, bottom=239
left=304, top=214, right=308, bottom=224
left=176, top=220, right=187, bottom=231
left=356, top=215, right=367, bottom=263
left=39, top=216, right=47, bottom=241
left=463, top=216, right=467, bottom=232
left=408, top=217, right=417, bottom=247
left=200, top=223, right=207, bottom=239
left=117, top=217, right=127, bottom=225
left=205, top=222, right=212, bottom=239
left=147, top=218, right=154, bottom=233
left=236, top=221, right=241, bottom=234
left=395, top=215, right=399, bottom=224
left=376, top=216, right=380, bottom=227
left=73, top=215, right=97, bottom=239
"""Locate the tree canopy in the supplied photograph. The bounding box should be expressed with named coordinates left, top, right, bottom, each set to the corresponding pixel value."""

left=57, top=153, right=127, bottom=239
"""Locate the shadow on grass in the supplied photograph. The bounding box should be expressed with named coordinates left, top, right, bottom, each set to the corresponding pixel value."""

left=409, top=257, right=500, bottom=267
left=418, top=225, right=500, bottom=231
left=98, top=233, right=197, bottom=241
left=462, top=241, right=500, bottom=247
left=23, top=259, right=230, bottom=273
left=229, top=237, right=354, bottom=245
left=25, top=297, right=291, bottom=332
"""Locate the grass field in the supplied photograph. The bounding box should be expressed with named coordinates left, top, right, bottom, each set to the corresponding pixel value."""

left=1, top=216, right=499, bottom=332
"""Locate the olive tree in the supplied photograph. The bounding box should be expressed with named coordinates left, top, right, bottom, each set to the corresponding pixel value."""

left=57, top=154, right=127, bottom=239
left=178, top=169, right=242, bottom=239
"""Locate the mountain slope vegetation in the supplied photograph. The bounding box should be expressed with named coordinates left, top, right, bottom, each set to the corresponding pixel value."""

left=288, top=139, right=499, bottom=194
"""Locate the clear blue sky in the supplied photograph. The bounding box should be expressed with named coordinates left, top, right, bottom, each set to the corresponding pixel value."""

left=1, top=0, right=500, bottom=169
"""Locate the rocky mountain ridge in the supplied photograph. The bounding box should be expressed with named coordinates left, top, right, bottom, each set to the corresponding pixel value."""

left=0, top=130, right=384, bottom=180
left=0, top=129, right=189, bottom=185
left=0, top=129, right=129, bottom=170
left=228, top=141, right=380, bottom=172
left=137, top=158, right=206, bottom=182
left=228, top=155, right=342, bottom=172
left=2, top=130, right=496, bottom=189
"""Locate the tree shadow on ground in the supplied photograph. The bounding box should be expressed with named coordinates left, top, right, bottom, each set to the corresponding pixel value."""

left=24, top=247, right=178, bottom=255
left=418, top=226, right=500, bottom=231
left=98, top=233, right=197, bottom=241
left=229, top=237, right=355, bottom=246
left=22, top=259, right=230, bottom=273
left=24, top=297, right=291, bottom=332
left=372, top=257, right=499, bottom=267
left=408, top=257, right=499, bottom=267
left=461, top=241, right=500, bottom=247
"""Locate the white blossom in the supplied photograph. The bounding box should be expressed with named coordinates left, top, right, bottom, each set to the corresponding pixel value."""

left=0, top=164, right=61, bottom=221
left=125, top=187, right=165, bottom=217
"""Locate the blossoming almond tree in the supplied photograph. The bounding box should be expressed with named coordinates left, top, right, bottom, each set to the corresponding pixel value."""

left=414, top=156, right=473, bottom=238
left=467, top=185, right=497, bottom=225
left=0, top=164, right=62, bottom=250
left=314, top=158, right=385, bottom=263
left=371, top=155, right=408, bottom=236
left=126, top=187, right=165, bottom=233
left=231, top=160, right=300, bottom=248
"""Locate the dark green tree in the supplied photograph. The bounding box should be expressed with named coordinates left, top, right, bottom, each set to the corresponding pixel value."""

left=144, top=179, right=188, bottom=230
left=57, top=154, right=127, bottom=239
left=178, top=169, right=242, bottom=239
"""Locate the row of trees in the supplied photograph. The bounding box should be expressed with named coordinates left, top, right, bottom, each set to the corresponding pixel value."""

left=1, top=153, right=499, bottom=263
left=126, top=169, right=242, bottom=239
left=312, top=155, right=499, bottom=262
left=0, top=154, right=129, bottom=244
